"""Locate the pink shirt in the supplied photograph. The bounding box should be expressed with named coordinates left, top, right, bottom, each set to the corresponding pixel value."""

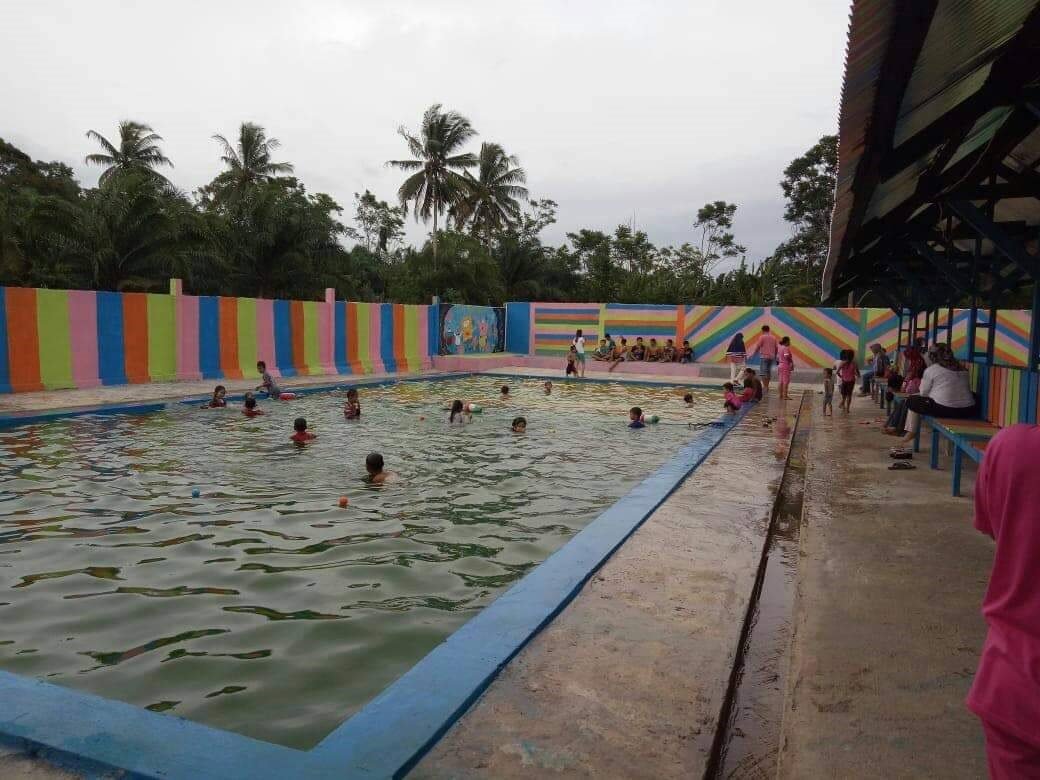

left=837, top=362, right=857, bottom=383
left=968, top=424, right=1040, bottom=744
left=757, top=333, right=778, bottom=360
left=724, top=391, right=742, bottom=409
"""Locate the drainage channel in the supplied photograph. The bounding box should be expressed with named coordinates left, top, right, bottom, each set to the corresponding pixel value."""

left=706, top=393, right=810, bottom=779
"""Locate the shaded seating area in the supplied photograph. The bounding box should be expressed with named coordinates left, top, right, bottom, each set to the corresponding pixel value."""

left=822, top=1, right=1040, bottom=496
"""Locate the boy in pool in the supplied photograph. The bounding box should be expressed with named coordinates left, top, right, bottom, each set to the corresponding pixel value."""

left=256, top=361, right=281, bottom=397
left=204, top=385, right=227, bottom=408
left=628, top=406, right=646, bottom=429
left=683, top=393, right=694, bottom=407
left=511, top=416, right=527, bottom=433
left=543, top=381, right=553, bottom=395
left=343, top=388, right=361, bottom=419
left=242, top=395, right=264, bottom=417
left=501, top=385, right=510, bottom=397
left=366, top=452, right=389, bottom=484
left=291, top=417, right=316, bottom=443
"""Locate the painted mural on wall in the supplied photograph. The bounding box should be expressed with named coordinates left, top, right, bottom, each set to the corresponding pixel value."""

left=439, top=304, right=504, bottom=356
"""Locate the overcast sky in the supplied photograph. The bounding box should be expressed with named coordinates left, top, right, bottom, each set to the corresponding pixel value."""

left=0, top=0, right=848, bottom=268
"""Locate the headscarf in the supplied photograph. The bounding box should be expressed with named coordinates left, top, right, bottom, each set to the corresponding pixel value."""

left=903, top=345, right=926, bottom=379
left=928, top=342, right=963, bottom=371
left=726, top=333, right=746, bottom=354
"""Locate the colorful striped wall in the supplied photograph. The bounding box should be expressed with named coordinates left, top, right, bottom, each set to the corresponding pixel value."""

left=0, top=286, right=435, bottom=393
left=531, top=303, right=601, bottom=356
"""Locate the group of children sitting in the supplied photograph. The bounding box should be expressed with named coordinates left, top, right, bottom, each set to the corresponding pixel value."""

left=592, top=334, right=694, bottom=364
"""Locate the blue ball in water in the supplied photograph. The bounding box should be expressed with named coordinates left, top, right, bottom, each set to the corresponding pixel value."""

left=191, top=488, right=201, bottom=499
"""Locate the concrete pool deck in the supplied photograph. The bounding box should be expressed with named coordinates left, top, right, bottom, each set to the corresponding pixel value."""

left=0, top=375, right=992, bottom=778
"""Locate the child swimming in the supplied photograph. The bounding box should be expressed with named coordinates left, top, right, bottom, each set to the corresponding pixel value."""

left=543, top=381, right=553, bottom=395
left=256, top=361, right=281, bottom=398
left=723, top=382, right=743, bottom=413
left=511, top=416, right=527, bottom=433
left=204, top=385, right=227, bottom=408
left=683, top=393, right=694, bottom=406
left=242, top=396, right=264, bottom=417
left=343, top=388, right=361, bottom=420
left=628, top=406, right=646, bottom=429
left=449, top=399, right=469, bottom=426
left=366, top=452, right=388, bottom=484
left=291, top=417, right=316, bottom=443
left=501, top=385, right=510, bottom=397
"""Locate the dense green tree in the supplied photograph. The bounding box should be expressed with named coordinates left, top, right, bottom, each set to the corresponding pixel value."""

left=204, top=122, right=294, bottom=206
left=85, top=121, right=173, bottom=187
left=693, top=201, right=746, bottom=273
left=385, top=230, right=505, bottom=304
left=344, top=190, right=406, bottom=255
left=770, top=135, right=837, bottom=301
left=454, top=142, right=528, bottom=247
left=388, top=104, right=478, bottom=267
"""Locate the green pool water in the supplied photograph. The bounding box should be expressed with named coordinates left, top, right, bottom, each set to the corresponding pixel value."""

left=0, top=376, right=720, bottom=748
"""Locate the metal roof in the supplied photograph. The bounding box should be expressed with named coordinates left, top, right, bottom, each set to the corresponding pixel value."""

left=823, top=0, right=1040, bottom=302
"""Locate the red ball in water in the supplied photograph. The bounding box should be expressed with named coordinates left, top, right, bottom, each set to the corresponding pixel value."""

left=338, top=496, right=349, bottom=508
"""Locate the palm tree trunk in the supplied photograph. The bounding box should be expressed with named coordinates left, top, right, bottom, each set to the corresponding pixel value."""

left=432, top=207, right=439, bottom=271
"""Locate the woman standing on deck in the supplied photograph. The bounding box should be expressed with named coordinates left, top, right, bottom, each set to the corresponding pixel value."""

left=572, top=329, right=586, bottom=378
left=969, top=423, right=1040, bottom=777
left=724, top=332, right=747, bottom=382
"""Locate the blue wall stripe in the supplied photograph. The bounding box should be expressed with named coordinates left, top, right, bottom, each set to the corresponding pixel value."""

left=0, top=289, right=11, bottom=394
left=334, top=301, right=349, bottom=373
left=96, top=291, right=126, bottom=386
left=427, top=303, right=440, bottom=356
left=505, top=302, right=530, bottom=354
left=822, top=307, right=861, bottom=334
left=197, top=296, right=222, bottom=380
left=771, top=308, right=851, bottom=357
left=273, top=300, right=295, bottom=378
left=690, top=308, right=764, bottom=355
left=380, top=304, right=397, bottom=373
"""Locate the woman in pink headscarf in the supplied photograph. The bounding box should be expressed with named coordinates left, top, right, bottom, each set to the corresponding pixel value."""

left=969, top=423, right=1040, bottom=777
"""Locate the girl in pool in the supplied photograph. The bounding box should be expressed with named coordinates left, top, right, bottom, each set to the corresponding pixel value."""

left=544, top=381, right=553, bottom=395
left=242, top=395, right=264, bottom=417
left=723, top=382, right=743, bottom=413
left=365, top=452, right=390, bottom=484
left=449, top=400, right=469, bottom=426
left=291, top=417, right=316, bottom=443
left=343, top=388, right=361, bottom=420
left=204, top=385, right=227, bottom=408
left=628, top=407, right=646, bottom=429
left=511, top=416, right=527, bottom=433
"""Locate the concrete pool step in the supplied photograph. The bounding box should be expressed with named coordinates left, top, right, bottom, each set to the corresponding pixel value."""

left=413, top=395, right=805, bottom=778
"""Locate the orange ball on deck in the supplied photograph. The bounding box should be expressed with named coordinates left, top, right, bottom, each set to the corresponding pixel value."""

left=338, top=496, right=349, bottom=507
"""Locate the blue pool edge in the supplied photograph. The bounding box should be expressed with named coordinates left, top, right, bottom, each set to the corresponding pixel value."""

left=0, top=372, right=750, bottom=779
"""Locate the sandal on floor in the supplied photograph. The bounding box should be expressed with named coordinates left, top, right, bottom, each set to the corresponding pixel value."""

left=888, top=461, right=916, bottom=470
left=890, top=451, right=913, bottom=460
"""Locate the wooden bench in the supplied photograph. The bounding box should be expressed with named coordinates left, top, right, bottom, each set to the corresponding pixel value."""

left=922, top=418, right=998, bottom=496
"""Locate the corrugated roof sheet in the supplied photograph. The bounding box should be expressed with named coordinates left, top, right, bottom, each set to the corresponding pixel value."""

left=824, top=0, right=1040, bottom=299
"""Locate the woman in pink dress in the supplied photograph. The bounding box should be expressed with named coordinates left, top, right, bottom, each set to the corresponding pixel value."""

left=777, top=336, right=795, bottom=400
left=970, top=424, right=1040, bottom=777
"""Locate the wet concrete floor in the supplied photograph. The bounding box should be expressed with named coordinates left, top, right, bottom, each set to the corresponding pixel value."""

left=415, top=397, right=800, bottom=778
left=777, top=392, right=990, bottom=778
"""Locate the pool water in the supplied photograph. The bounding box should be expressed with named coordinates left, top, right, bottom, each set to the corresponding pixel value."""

left=0, top=376, right=720, bottom=748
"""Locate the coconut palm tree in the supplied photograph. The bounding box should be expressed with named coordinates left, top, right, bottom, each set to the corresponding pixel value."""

left=209, top=122, right=294, bottom=205
left=387, top=104, right=478, bottom=268
left=85, top=121, right=173, bottom=186
left=454, top=142, right=528, bottom=248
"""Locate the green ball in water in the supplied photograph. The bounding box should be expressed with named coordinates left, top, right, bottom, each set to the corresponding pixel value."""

left=467, top=403, right=482, bottom=414
left=647, top=415, right=660, bottom=424
left=191, top=488, right=200, bottom=498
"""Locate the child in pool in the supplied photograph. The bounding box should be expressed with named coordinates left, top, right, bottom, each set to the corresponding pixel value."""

left=543, top=381, right=553, bottom=395
left=628, top=406, right=646, bottom=429
left=256, top=361, right=281, bottom=397
left=449, top=399, right=469, bottom=426
left=501, top=385, right=510, bottom=398
left=204, top=385, right=227, bottom=408
left=723, top=382, right=743, bottom=413
left=343, top=388, right=361, bottom=419
left=740, top=378, right=757, bottom=403
left=511, top=416, right=527, bottom=433
left=566, top=346, right=579, bottom=376
left=366, top=452, right=389, bottom=484
left=683, top=393, right=694, bottom=407
left=822, top=367, right=835, bottom=416
left=291, top=417, right=316, bottom=443
left=242, top=395, right=264, bottom=417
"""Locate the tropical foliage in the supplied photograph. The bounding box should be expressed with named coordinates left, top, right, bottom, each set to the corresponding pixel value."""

left=0, top=111, right=843, bottom=306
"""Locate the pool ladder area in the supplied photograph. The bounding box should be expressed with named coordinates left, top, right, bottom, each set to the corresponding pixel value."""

left=705, top=392, right=811, bottom=780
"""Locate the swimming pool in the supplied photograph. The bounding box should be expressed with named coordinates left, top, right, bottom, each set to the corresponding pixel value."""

left=0, top=376, right=721, bottom=748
